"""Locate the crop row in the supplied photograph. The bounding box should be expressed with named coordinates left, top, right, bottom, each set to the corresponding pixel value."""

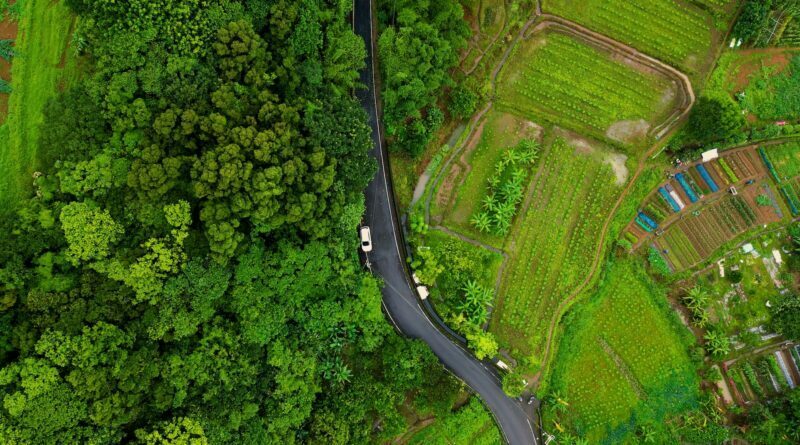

left=498, top=32, right=667, bottom=139
left=494, top=138, right=620, bottom=354
left=544, top=0, right=712, bottom=69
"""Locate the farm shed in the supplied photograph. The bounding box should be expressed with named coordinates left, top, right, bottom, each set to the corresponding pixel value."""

left=701, top=148, right=718, bottom=162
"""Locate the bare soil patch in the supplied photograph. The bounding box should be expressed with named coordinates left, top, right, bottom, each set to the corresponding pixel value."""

left=606, top=119, right=650, bottom=145
left=0, top=17, right=18, bottom=123
left=732, top=50, right=794, bottom=92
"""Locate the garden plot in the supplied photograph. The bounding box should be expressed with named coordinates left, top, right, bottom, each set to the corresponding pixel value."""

left=765, top=141, right=800, bottom=180
left=490, top=136, right=622, bottom=358
left=625, top=147, right=770, bottom=250
left=542, top=0, right=719, bottom=73
left=0, top=0, right=79, bottom=212
left=495, top=29, right=679, bottom=148
left=547, top=261, right=698, bottom=443
left=652, top=186, right=780, bottom=272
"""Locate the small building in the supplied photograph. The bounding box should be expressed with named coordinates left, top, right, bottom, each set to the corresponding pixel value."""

left=772, top=249, right=783, bottom=265
left=701, top=148, right=719, bottom=162
left=741, top=243, right=755, bottom=254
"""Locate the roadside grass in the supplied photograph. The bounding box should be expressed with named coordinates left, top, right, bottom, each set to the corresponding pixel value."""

left=495, top=30, right=676, bottom=149
left=490, top=136, right=623, bottom=361
left=438, top=110, right=541, bottom=247
left=404, top=398, right=502, bottom=445
left=0, top=0, right=78, bottom=213
left=545, top=260, right=699, bottom=443
left=425, top=228, right=504, bottom=321
left=541, top=0, right=716, bottom=74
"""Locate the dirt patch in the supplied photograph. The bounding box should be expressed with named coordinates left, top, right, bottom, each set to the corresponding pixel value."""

left=435, top=162, right=462, bottom=222
left=606, top=119, right=651, bottom=145
left=604, top=152, right=629, bottom=185
left=555, top=127, right=628, bottom=184
left=0, top=17, right=18, bottom=124
left=659, top=84, right=677, bottom=109
left=732, top=50, right=794, bottom=92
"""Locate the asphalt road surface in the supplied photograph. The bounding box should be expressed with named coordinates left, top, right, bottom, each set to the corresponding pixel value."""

left=353, top=1, right=538, bottom=443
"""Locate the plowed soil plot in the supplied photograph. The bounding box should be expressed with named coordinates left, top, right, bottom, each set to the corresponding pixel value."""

left=742, top=182, right=783, bottom=224
left=0, top=18, right=18, bottom=122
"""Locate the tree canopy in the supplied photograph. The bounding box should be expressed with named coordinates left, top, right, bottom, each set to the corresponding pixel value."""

left=0, top=1, right=462, bottom=444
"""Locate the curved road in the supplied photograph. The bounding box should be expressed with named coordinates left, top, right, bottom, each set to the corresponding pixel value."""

left=353, top=1, right=539, bottom=444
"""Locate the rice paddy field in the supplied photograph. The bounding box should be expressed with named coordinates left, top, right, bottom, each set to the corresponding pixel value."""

left=496, top=30, right=677, bottom=148
left=0, top=0, right=79, bottom=213
left=541, top=0, right=719, bottom=73
left=546, top=260, right=699, bottom=443
left=490, top=136, right=623, bottom=359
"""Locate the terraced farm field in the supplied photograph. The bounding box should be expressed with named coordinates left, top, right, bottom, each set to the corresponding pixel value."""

left=542, top=0, right=717, bottom=72
left=435, top=111, right=543, bottom=245
left=496, top=30, right=678, bottom=148
left=547, top=261, right=698, bottom=443
left=490, top=136, right=622, bottom=358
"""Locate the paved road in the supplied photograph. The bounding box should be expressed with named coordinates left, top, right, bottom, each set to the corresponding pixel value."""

left=353, top=1, right=538, bottom=444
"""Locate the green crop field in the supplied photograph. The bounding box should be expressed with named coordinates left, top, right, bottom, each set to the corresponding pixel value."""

left=0, top=0, right=79, bottom=212
left=496, top=31, right=676, bottom=148
left=765, top=142, right=800, bottom=179
left=438, top=111, right=541, bottom=246
left=546, top=260, right=699, bottom=442
left=405, top=398, right=502, bottom=445
left=490, top=136, right=623, bottom=359
left=542, top=0, right=715, bottom=72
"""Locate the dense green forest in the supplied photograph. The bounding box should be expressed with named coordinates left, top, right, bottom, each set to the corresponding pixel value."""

left=0, top=1, right=465, bottom=443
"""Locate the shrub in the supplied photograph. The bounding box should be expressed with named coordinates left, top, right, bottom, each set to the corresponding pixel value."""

left=448, top=85, right=478, bottom=119
left=502, top=369, right=526, bottom=397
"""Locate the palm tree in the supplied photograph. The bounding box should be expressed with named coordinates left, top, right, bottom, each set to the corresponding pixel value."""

left=482, top=194, right=498, bottom=212
left=547, top=391, right=569, bottom=413
left=683, top=286, right=709, bottom=311
left=471, top=212, right=491, bottom=233
left=704, top=330, right=731, bottom=357
left=692, top=308, right=710, bottom=328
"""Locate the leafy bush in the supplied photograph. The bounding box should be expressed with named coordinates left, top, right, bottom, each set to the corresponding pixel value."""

left=732, top=0, right=774, bottom=46
left=648, top=247, right=671, bottom=276
left=502, top=369, right=526, bottom=397
left=769, top=293, right=800, bottom=340
left=448, top=84, right=478, bottom=119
